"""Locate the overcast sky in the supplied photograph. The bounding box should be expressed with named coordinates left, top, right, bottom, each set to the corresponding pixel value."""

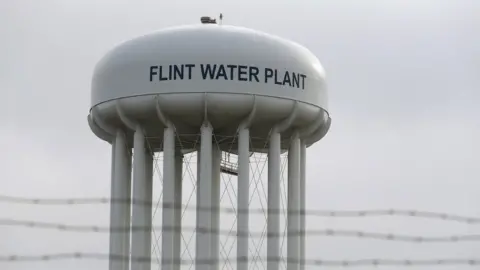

left=1, top=0, right=479, bottom=270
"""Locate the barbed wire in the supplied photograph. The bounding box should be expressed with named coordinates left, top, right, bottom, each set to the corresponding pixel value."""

left=1, top=194, right=479, bottom=224
left=0, top=253, right=479, bottom=266
left=2, top=218, right=479, bottom=243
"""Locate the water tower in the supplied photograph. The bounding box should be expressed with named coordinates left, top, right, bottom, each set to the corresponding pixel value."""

left=88, top=17, right=330, bottom=270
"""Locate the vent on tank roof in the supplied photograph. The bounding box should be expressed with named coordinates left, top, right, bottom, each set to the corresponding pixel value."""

left=200, top=16, right=217, bottom=24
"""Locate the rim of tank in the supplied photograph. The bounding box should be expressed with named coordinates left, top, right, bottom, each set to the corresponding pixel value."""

left=88, top=94, right=331, bottom=153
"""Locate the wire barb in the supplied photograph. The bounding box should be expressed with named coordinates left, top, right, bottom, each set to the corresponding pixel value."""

left=2, top=218, right=480, bottom=243
left=1, top=253, right=480, bottom=267
left=1, top=195, right=479, bottom=224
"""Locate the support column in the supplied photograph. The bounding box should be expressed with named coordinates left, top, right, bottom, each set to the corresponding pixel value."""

left=287, top=133, right=301, bottom=270
left=109, top=131, right=132, bottom=270
left=109, top=137, right=119, bottom=270
left=196, top=122, right=213, bottom=270
left=131, top=127, right=153, bottom=270
left=211, top=147, right=222, bottom=269
left=162, top=127, right=176, bottom=270
left=267, top=132, right=281, bottom=270
left=144, top=146, right=153, bottom=266
left=299, top=140, right=307, bottom=270
left=237, top=127, right=250, bottom=270
left=123, top=146, right=132, bottom=270
left=197, top=149, right=201, bottom=205
left=173, top=151, right=183, bottom=270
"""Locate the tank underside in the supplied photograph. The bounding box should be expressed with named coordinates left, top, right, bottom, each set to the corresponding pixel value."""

left=89, top=93, right=330, bottom=152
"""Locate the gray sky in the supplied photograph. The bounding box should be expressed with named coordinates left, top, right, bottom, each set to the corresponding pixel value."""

left=1, top=0, right=479, bottom=269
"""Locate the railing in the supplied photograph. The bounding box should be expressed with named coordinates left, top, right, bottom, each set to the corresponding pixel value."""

left=220, top=152, right=239, bottom=176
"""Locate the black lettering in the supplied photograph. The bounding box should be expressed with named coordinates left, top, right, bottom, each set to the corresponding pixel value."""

left=238, top=65, right=248, bottom=81
left=292, top=72, right=300, bottom=88
left=249, top=66, right=259, bottom=82
left=215, top=64, right=228, bottom=80
left=283, top=71, right=291, bottom=87
left=149, top=64, right=304, bottom=89
left=149, top=66, right=158, bottom=81
left=274, top=69, right=282, bottom=85
left=185, top=64, right=195, bottom=79
left=300, top=74, right=307, bottom=89
left=201, top=64, right=217, bottom=79
left=264, top=68, right=273, bottom=83
left=227, top=65, right=237, bottom=79
left=173, top=65, right=184, bottom=80
left=159, top=66, right=168, bottom=81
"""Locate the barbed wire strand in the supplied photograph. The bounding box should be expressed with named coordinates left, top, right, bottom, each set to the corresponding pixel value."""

left=1, top=195, right=479, bottom=224
left=1, top=253, right=479, bottom=266
left=2, top=218, right=479, bottom=243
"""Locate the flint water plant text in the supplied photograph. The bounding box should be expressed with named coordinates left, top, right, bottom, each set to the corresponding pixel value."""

left=149, top=64, right=307, bottom=89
